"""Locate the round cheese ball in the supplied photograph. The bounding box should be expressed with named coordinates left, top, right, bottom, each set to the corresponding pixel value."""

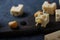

left=8, top=21, right=18, bottom=28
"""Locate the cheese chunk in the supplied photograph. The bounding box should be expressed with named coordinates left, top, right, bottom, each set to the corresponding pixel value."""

left=10, top=4, right=24, bottom=16
left=34, top=11, right=49, bottom=27
left=35, top=13, right=49, bottom=27
left=8, top=21, right=18, bottom=28
left=55, top=9, right=60, bottom=22
left=34, top=10, right=43, bottom=17
left=45, top=30, right=60, bottom=40
left=42, top=1, right=56, bottom=15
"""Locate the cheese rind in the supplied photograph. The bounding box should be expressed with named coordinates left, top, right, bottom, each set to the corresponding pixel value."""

left=10, top=4, right=24, bottom=16
left=45, top=30, right=60, bottom=40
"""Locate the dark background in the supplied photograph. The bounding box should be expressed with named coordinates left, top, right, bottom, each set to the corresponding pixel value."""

left=0, top=0, right=59, bottom=40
